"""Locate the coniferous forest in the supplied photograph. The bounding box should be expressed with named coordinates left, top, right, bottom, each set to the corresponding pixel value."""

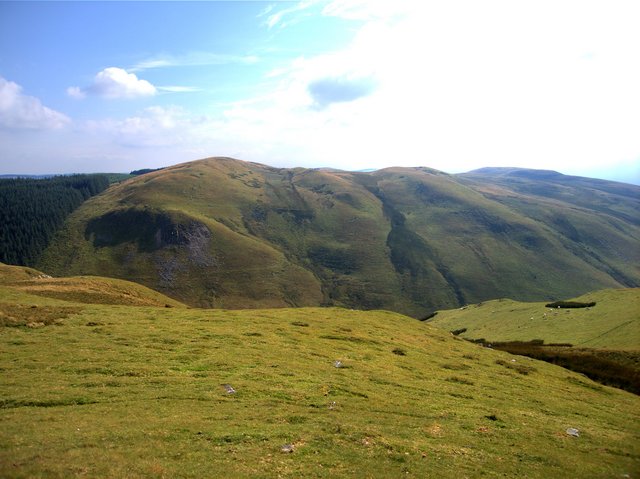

left=0, top=175, right=110, bottom=266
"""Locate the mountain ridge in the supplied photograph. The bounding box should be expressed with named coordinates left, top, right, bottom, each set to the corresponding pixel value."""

left=37, top=157, right=640, bottom=315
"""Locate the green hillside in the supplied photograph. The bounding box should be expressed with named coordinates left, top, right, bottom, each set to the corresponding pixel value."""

left=0, top=284, right=638, bottom=477
left=37, top=157, right=640, bottom=316
left=429, top=288, right=640, bottom=350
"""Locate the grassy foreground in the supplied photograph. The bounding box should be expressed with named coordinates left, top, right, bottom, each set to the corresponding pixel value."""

left=0, top=297, right=638, bottom=476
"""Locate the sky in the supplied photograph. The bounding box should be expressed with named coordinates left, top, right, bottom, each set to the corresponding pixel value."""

left=0, top=1, right=639, bottom=184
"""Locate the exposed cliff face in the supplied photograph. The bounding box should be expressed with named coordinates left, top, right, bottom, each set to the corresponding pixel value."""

left=38, top=157, right=640, bottom=315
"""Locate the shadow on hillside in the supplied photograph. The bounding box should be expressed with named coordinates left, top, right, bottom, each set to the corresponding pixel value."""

left=467, top=339, right=640, bottom=395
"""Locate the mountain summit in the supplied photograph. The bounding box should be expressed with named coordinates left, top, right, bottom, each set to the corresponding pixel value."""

left=38, top=157, right=640, bottom=316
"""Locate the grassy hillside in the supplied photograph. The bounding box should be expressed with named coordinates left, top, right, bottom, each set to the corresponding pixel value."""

left=429, top=288, right=640, bottom=350
left=0, top=286, right=639, bottom=477
left=37, top=157, right=640, bottom=316
left=0, top=263, right=185, bottom=308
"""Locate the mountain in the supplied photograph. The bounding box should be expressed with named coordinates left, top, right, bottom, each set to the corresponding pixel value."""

left=1, top=278, right=638, bottom=477
left=37, top=157, right=640, bottom=316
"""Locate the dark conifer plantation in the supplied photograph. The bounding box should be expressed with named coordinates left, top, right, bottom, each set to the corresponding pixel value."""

left=0, top=175, right=109, bottom=266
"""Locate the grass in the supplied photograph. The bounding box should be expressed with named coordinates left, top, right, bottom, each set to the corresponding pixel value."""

left=0, top=279, right=639, bottom=477
left=430, top=288, right=640, bottom=350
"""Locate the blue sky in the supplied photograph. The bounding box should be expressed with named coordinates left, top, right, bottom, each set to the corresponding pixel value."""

left=0, top=1, right=639, bottom=184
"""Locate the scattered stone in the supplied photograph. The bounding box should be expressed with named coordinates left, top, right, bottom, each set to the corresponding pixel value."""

left=222, top=384, right=236, bottom=394
left=281, top=444, right=294, bottom=453
left=328, top=401, right=337, bottom=410
left=333, top=360, right=343, bottom=368
left=566, top=427, right=580, bottom=437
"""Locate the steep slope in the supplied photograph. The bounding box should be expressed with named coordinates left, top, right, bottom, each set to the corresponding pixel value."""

left=429, top=288, right=640, bottom=350
left=458, top=168, right=640, bottom=288
left=37, top=157, right=640, bottom=315
left=0, top=288, right=639, bottom=477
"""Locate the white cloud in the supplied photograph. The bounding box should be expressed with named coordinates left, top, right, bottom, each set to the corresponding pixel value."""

left=66, top=86, right=86, bottom=100
left=0, top=76, right=70, bottom=130
left=84, top=106, right=219, bottom=148
left=226, top=0, right=640, bottom=178
left=69, top=67, right=157, bottom=99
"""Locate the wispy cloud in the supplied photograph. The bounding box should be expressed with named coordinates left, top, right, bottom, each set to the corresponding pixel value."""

left=261, top=0, right=395, bottom=30
left=0, top=76, right=70, bottom=130
left=257, top=4, right=275, bottom=18
left=321, top=0, right=409, bottom=21
left=157, top=86, right=201, bottom=93
left=263, top=0, right=319, bottom=29
left=131, top=52, right=259, bottom=71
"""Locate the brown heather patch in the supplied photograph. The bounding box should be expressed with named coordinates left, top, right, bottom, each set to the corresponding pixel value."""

left=0, top=302, right=80, bottom=327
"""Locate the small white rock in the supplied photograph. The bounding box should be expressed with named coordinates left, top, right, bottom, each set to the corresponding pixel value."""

left=566, top=427, right=580, bottom=437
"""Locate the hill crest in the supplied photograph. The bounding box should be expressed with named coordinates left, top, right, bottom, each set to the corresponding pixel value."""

left=37, top=157, right=640, bottom=315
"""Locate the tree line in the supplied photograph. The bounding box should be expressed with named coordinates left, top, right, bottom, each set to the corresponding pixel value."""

left=0, top=175, right=110, bottom=266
